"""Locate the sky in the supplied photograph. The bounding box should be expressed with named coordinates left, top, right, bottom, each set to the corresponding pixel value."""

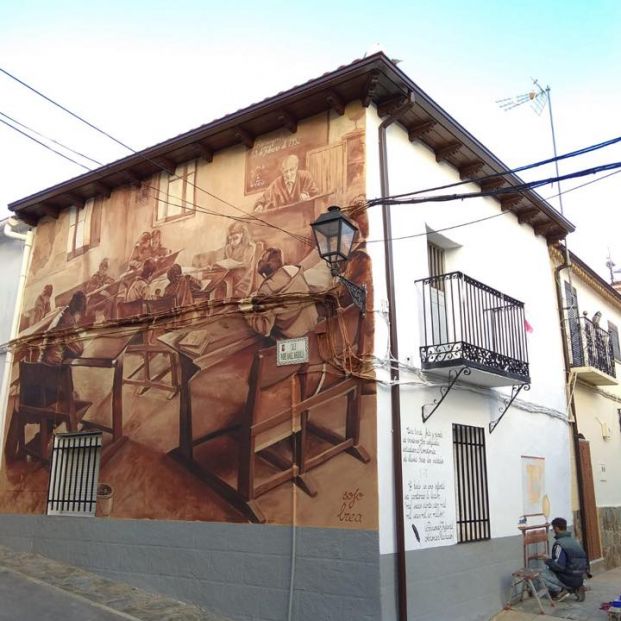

left=1, top=0, right=620, bottom=278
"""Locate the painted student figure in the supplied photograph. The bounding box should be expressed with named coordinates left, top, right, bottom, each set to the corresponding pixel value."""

left=39, top=291, right=86, bottom=365
left=33, top=284, right=53, bottom=324
left=246, top=247, right=318, bottom=339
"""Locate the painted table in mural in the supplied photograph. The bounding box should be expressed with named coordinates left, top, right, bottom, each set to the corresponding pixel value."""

left=158, top=317, right=261, bottom=463
left=65, top=335, right=133, bottom=464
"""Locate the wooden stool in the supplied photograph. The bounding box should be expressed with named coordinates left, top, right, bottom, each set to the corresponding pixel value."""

left=505, top=568, right=555, bottom=615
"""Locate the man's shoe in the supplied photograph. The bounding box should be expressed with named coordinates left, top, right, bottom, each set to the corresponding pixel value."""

left=551, top=589, right=568, bottom=600
left=576, top=586, right=586, bottom=602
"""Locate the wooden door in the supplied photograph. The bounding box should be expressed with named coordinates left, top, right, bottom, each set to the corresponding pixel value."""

left=578, top=439, right=602, bottom=560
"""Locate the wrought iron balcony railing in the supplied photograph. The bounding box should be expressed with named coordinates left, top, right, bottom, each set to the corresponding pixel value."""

left=416, top=271, right=530, bottom=383
left=567, top=315, right=615, bottom=379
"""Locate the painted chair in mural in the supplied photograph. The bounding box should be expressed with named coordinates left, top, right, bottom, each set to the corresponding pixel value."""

left=187, top=341, right=315, bottom=523
left=5, top=361, right=92, bottom=463
left=296, top=303, right=370, bottom=481
left=117, top=297, right=180, bottom=399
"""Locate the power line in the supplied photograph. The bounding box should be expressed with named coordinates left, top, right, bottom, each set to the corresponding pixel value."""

left=543, top=168, right=621, bottom=201
left=0, top=110, right=103, bottom=166
left=375, top=161, right=621, bottom=207
left=0, top=117, right=91, bottom=171
left=0, top=65, right=311, bottom=246
left=366, top=135, right=621, bottom=205
left=365, top=164, right=621, bottom=244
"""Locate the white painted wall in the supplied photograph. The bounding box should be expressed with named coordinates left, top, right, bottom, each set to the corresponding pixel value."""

left=559, top=267, right=621, bottom=508
left=365, top=105, right=571, bottom=556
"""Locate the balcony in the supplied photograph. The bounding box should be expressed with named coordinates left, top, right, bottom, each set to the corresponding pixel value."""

left=416, top=272, right=530, bottom=387
left=567, top=315, right=617, bottom=385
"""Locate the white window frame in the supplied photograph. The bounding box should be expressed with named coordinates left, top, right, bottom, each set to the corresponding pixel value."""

left=155, top=159, right=197, bottom=223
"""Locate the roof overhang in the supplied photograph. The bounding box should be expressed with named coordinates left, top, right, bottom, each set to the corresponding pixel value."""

left=9, top=53, right=575, bottom=242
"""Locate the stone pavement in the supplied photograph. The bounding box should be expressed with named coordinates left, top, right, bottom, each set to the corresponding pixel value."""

left=492, top=566, right=621, bottom=621
left=0, top=544, right=230, bottom=621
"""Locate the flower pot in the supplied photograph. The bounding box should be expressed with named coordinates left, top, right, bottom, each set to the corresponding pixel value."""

left=96, top=484, right=113, bottom=517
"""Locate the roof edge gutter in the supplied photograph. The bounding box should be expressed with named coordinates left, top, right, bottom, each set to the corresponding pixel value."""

left=378, top=91, right=415, bottom=621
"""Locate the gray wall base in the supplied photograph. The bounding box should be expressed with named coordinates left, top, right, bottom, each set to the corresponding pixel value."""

left=0, top=515, right=380, bottom=621
left=381, top=535, right=523, bottom=621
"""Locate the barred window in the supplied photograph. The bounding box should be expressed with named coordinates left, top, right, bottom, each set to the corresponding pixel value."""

left=47, top=432, right=102, bottom=517
left=453, top=424, right=490, bottom=543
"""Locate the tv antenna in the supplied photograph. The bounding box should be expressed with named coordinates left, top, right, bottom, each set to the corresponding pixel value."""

left=496, top=79, right=564, bottom=216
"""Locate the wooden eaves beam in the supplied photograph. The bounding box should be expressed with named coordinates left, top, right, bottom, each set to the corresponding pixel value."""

left=435, top=142, right=462, bottom=163
left=408, top=120, right=436, bottom=142
left=234, top=127, right=255, bottom=149
left=276, top=110, right=298, bottom=133
left=192, top=142, right=214, bottom=163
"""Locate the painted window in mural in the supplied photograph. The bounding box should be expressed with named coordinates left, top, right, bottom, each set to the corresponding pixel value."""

left=66, top=198, right=102, bottom=259
left=1, top=105, right=377, bottom=530
left=155, top=160, right=197, bottom=222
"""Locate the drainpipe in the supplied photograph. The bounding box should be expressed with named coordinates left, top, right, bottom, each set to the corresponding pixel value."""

left=553, top=247, right=589, bottom=558
left=0, top=218, right=32, bottom=464
left=378, top=93, right=415, bottom=621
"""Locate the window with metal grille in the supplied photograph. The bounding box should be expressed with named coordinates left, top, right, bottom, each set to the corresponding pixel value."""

left=608, top=321, right=621, bottom=362
left=453, top=424, right=491, bottom=543
left=47, top=432, right=102, bottom=517
left=427, top=242, right=446, bottom=281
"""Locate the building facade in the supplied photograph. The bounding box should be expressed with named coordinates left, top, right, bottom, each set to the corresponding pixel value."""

left=552, top=246, right=621, bottom=572
left=0, top=54, right=578, bottom=621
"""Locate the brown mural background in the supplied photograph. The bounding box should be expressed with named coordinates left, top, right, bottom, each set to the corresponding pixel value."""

left=0, top=103, right=376, bottom=528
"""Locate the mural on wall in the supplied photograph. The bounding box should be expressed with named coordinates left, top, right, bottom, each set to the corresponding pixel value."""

left=0, top=104, right=377, bottom=528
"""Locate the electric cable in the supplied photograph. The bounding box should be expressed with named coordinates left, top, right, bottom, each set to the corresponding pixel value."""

left=0, top=117, right=92, bottom=171
left=0, top=65, right=312, bottom=246
left=0, top=113, right=313, bottom=242
left=366, top=135, right=621, bottom=203
left=0, top=110, right=104, bottom=166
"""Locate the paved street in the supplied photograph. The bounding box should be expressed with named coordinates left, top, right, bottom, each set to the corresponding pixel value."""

left=494, top=566, right=621, bottom=620
left=0, top=567, right=135, bottom=621
left=0, top=545, right=228, bottom=621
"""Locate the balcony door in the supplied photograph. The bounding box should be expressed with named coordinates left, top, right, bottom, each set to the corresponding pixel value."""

left=564, top=282, right=584, bottom=366
left=427, top=242, right=449, bottom=345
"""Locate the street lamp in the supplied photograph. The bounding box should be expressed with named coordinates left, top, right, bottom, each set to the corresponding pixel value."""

left=311, top=205, right=366, bottom=314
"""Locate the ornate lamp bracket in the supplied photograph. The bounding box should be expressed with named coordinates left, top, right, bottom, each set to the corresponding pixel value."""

left=421, top=366, right=471, bottom=423
left=338, top=275, right=367, bottom=315
left=489, top=383, right=531, bottom=433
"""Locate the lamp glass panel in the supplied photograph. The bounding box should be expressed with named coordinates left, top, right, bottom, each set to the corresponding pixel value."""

left=339, top=219, right=357, bottom=257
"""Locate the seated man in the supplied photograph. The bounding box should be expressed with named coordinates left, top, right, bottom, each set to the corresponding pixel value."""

left=539, top=517, right=587, bottom=601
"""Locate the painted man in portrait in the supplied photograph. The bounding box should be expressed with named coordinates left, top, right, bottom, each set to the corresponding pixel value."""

left=253, top=154, right=319, bottom=212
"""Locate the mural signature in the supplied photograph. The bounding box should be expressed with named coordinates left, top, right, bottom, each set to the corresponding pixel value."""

left=337, top=488, right=364, bottom=524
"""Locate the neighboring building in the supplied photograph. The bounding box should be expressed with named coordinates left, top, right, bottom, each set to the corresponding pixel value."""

left=551, top=245, right=621, bottom=571
left=0, top=218, right=31, bottom=463
left=0, top=54, right=576, bottom=621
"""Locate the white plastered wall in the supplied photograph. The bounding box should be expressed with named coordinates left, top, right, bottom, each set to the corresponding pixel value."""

left=560, top=268, right=621, bottom=508
left=365, top=104, right=571, bottom=555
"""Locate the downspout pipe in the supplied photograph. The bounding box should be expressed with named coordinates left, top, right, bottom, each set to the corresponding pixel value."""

left=378, top=93, right=415, bottom=621
left=0, top=218, right=32, bottom=464
left=553, top=247, right=589, bottom=559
